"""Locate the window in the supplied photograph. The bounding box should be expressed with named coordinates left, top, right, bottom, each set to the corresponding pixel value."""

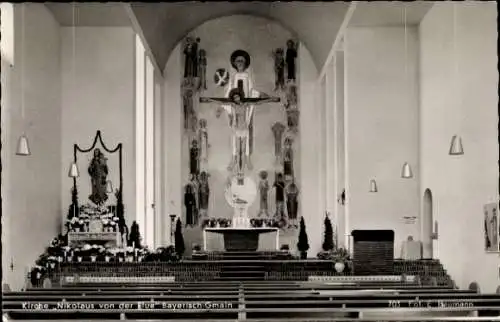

left=135, top=34, right=159, bottom=249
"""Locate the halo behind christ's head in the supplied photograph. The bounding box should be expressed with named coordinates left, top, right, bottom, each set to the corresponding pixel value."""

left=230, top=50, right=251, bottom=71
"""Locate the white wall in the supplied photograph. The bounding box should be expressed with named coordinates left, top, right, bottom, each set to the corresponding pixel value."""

left=345, top=27, right=420, bottom=255
left=420, top=2, right=499, bottom=291
left=298, top=42, right=321, bottom=256
left=60, top=27, right=135, bottom=227
left=2, top=3, right=62, bottom=290
left=163, top=43, right=183, bottom=245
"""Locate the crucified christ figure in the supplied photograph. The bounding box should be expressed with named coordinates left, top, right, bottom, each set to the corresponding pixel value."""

left=200, top=88, right=279, bottom=175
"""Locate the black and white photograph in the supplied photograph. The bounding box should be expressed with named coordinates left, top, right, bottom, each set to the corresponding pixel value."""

left=1, top=1, right=499, bottom=321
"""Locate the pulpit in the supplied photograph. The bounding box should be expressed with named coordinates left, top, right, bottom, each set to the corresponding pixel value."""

left=203, top=227, right=279, bottom=251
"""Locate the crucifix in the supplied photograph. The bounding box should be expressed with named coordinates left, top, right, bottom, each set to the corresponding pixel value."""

left=200, top=87, right=279, bottom=175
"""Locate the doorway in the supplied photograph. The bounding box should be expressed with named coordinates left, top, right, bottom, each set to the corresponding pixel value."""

left=422, top=188, right=434, bottom=259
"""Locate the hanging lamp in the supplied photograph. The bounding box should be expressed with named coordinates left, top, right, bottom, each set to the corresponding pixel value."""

left=449, top=134, right=464, bottom=155
left=15, top=3, right=30, bottom=156
left=106, top=180, right=114, bottom=194
left=369, top=179, right=378, bottom=193
left=449, top=4, right=464, bottom=156
left=401, top=162, right=413, bottom=179
left=68, top=162, right=79, bottom=178
left=399, top=6, right=414, bottom=180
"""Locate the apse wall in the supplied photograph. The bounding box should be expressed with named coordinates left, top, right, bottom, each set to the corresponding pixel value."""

left=2, top=3, right=62, bottom=290
left=60, top=27, right=136, bottom=228
left=163, top=15, right=325, bottom=254
left=419, top=2, right=499, bottom=291
left=344, top=26, right=420, bottom=256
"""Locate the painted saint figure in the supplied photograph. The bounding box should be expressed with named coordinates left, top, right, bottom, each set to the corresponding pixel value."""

left=198, top=171, right=210, bottom=218
left=283, top=137, right=294, bottom=180
left=183, top=37, right=198, bottom=78
left=198, top=119, right=209, bottom=166
left=198, top=49, right=207, bottom=90
left=286, top=179, right=299, bottom=228
left=273, top=48, right=285, bottom=91
left=285, top=40, right=298, bottom=82
left=273, top=172, right=286, bottom=222
left=183, top=89, right=194, bottom=131
left=189, top=139, right=200, bottom=175
left=88, top=148, right=109, bottom=206
left=271, top=122, right=286, bottom=161
left=258, top=170, right=270, bottom=217
left=184, top=183, right=197, bottom=227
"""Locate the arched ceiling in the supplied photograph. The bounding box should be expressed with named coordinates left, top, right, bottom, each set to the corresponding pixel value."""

left=129, top=2, right=352, bottom=72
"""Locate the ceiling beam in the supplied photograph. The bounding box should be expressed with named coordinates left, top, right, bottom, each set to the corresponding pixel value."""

left=122, top=3, right=164, bottom=78
left=317, top=1, right=358, bottom=82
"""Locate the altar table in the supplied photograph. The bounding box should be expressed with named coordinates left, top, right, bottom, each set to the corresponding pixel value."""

left=203, top=227, right=279, bottom=251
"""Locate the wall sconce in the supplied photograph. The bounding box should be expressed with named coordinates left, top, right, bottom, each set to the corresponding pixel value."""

left=68, top=162, right=79, bottom=178
left=449, top=135, right=464, bottom=155
left=401, top=162, right=413, bottom=179
left=106, top=180, right=114, bottom=194
left=369, top=179, right=378, bottom=193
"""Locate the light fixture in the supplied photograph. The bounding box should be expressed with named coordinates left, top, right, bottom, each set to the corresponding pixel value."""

left=68, top=162, right=79, bottom=178
left=449, top=134, right=464, bottom=155
left=106, top=180, right=114, bottom=194
left=15, top=3, right=30, bottom=156
left=369, top=179, right=378, bottom=193
left=449, top=4, right=464, bottom=156
left=15, top=135, right=30, bottom=156
left=401, top=162, right=413, bottom=179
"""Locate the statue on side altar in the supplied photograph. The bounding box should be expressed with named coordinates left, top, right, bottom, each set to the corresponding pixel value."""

left=88, top=148, right=109, bottom=206
left=258, top=170, right=270, bottom=217
left=183, top=37, right=199, bottom=79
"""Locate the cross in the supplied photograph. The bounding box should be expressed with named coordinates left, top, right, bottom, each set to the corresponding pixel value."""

left=199, top=89, right=280, bottom=175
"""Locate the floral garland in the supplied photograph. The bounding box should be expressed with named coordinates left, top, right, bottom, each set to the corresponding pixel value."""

left=67, top=204, right=121, bottom=233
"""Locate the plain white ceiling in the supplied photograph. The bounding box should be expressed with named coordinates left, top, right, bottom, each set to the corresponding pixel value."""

left=44, top=2, right=434, bottom=72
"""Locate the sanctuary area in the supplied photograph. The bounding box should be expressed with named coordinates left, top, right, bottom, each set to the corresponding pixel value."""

left=1, top=1, right=499, bottom=321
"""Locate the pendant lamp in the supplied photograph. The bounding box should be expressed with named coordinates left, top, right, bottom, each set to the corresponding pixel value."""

left=16, top=4, right=30, bottom=156
left=449, top=4, right=464, bottom=156
left=68, top=162, right=79, bottom=178
left=369, top=179, right=378, bottom=193
left=449, top=135, right=464, bottom=155
left=106, top=180, right=114, bottom=194
left=401, top=162, right=413, bottom=179
left=15, top=135, right=30, bottom=156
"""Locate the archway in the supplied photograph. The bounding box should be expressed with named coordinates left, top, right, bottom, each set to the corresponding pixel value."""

left=422, top=188, right=434, bottom=259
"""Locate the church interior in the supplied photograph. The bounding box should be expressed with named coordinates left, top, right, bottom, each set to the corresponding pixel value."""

left=1, top=1, right=499, bottom=320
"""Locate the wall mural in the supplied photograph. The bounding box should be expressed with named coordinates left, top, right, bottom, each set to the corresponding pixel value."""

left=179, top=17, right=301, bottom=251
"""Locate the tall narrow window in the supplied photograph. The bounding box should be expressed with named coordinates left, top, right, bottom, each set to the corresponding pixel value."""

left=135, top=35, right=146, bottom=241
left=145, top=55, right=155, bottom=248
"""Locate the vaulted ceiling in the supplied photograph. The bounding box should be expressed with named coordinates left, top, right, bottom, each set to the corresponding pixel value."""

left=129, top=2, right=351, bottom=72
left=45, top=2, right=434, bottom=73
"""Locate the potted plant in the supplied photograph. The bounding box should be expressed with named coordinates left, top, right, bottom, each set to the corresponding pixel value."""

left=297, top=217, right=309, bottom=260
left=174, top=218, right=185, bottom=258
left=333, top=248, right=350, bottom=273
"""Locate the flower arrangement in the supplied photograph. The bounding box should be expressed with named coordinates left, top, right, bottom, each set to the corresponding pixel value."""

left=201, top=218, right=231, bottom=228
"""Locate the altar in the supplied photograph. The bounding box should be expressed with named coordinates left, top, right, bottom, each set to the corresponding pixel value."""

left=203, top=227, right=279, bottom=251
